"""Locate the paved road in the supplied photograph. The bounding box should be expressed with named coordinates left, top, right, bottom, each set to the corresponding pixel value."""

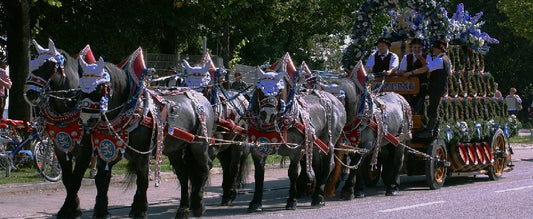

left=1, top=143, right=532, bottom=218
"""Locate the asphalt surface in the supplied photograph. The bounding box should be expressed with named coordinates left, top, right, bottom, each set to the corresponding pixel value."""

left=0, top=131, right=532, bottom=218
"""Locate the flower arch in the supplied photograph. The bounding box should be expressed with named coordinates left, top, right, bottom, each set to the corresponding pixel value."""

left=342, top=0, right=450, bottom=70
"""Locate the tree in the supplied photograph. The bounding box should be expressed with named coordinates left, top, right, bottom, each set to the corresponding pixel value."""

left=497, top=0, right=533, bottom=42
left=5, top=0, right=31, bottom=120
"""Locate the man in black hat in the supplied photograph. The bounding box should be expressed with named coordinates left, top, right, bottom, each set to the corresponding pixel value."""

left=400, top=38, right=432, bottom=113
left=405, top=39, right=452, bottom=138
left=365, top=37, right=399, bottom=75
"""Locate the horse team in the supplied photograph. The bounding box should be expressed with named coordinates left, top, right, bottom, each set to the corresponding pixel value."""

left=24, top=39, right=412, bottom=219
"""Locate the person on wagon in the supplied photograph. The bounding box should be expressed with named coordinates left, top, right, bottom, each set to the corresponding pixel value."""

left=400, top=38, right=432, bottom=113
left=405, top=39, right=452, bottom=138
left=365, top=37, right=399, bottom=76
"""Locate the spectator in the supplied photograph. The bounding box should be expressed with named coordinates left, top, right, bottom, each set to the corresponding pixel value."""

left=230, top=71, right=248, bottom=92
left=0, top=60, right=12, bottom=119
left=164, top=67, right=184, bottom=87
left=494, top=83, right=502, bottom=98
left=506, top=87, right=522, bottom=116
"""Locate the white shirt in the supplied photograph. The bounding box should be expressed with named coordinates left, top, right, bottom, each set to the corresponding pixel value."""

left=365, top=50, right=399, bottom=72
left=427, top=53, right=446, bottom=72
left=399, top=53, right=433, bottom=71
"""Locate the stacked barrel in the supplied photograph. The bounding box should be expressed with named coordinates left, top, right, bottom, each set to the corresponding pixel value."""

left=430, top=44, right=507, bottom=172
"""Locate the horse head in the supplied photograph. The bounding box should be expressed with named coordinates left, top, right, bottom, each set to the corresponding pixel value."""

left=25, top=39, right=69, bottom=105
left=78, top=57, right=111, bottom=127
left=254, top=67, right=288, bottom=128
left=184, top=60, right=212, bottom=92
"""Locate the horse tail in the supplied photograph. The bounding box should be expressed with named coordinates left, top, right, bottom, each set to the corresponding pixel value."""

left=124, top=161, right=140, bottom=190
left=236, top=149, right=251, bottom=188
left=399, top=94, right=413, bottom=141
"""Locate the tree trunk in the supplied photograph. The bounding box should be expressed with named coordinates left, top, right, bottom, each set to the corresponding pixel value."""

left=6, top=0, right=31, bottom=120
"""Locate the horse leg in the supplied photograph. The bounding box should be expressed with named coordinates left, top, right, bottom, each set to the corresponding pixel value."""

left=58, top=139, right=92, bottom=218
left=311, top=149, right=334, bottom=207
left=248, top=154, right=266, bottom=213
left=129, top=154, right=150, bottom=218
left=168, top=151, right=191, bottom=219
left=341, top=141, right=371, bottom=200
left=93, top=158, right=114, bottom=219
left=56, top=151, right=79, bottom=218
left=286, top=157, right=299, bottom=210
left=217, top=147, right=234, bottom=206
left=189, top=146, right=210, bottom=217
left=381, top=144, right=404, bottom=196
left=295, top=158, right=310, bottom=198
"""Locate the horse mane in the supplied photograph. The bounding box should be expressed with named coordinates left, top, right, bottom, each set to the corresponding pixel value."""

left=334, top=78, right=359, bottom=123
left=105, top=62, right=130, bottom=113
left=51, top=49, right=80, bottom=90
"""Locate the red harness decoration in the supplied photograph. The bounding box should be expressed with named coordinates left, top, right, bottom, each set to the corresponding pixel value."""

left=42, top=108, right=83, bottom=153
left=248, top=125, right=287, bottom=156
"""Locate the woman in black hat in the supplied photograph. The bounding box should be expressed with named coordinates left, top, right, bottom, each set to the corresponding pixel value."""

left=405, top=39, right=452, bottom=138
left=365, top=37, right=399, bottom=75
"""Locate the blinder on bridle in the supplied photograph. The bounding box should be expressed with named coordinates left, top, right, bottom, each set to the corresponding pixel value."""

left=24, top=39, right=67, bottom=106
left=78, top=57, right=112, bottom=126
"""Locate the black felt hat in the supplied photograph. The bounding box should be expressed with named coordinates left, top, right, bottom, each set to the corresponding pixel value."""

left=432, top=39, right=448, bottom=52
left=375, top=37, right=391, bottom=47
left=410, top=38, right=424, bottom=46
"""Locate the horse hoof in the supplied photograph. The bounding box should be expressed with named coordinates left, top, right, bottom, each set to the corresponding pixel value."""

left=92, top=213, right=111, bottom=219
left=58, top=206, right=82, bottom=219
left=285, top=199, right=297, bottom=210
left=340, top=191, right=354, bottom=200
left=247, top=203, right=262, bottom=213
left=311, top=195, right=325, bottom=207
left=129, top=210, right=147, bottom=219
left=220, top=199, right=233, bottom=206
left=191, top=205, right=206, bottom=217
left=175, top=208, right=189, bottom=219
left=355, top=190, right=366, bottom=198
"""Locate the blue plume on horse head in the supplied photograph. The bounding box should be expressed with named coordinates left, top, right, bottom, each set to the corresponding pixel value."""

left=183, top=59, right=212, bottom=91
left=256, top=67, right=286, bottom=97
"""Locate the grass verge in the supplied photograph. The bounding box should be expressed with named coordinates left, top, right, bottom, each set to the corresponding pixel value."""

left=0, top=154, right=286, bottom=185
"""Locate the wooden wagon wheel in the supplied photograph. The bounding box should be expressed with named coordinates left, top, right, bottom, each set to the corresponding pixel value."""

left=487, top=129, right=506, bottom=180
left=425, top=138, right=448, bottom=189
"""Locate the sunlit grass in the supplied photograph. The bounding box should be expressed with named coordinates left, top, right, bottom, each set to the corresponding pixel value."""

left=0, top=154, right=286, bottom=184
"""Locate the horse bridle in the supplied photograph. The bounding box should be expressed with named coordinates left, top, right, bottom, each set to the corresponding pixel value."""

left=24, top=54, right=71, bottom=105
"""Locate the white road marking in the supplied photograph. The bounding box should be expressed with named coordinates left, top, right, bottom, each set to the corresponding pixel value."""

left=495, top=185, right=533, bottom=193
left=379, top=201, right=446, bottom=213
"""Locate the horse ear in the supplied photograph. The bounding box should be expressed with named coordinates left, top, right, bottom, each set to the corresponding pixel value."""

left=48, top=39, right=57, bottom=55
left=33, top=39, right=46, bottom=54
left=202, top=60, right=211, bottom=73
left=275, top=71, right=285, bottom=81
left=78, top=56, right=89, bottom=73
left=97, top=57, right=105, bottom=73
left=183, top=60, right=192, bottom=71
left=257, top=66, right=265, bottom=78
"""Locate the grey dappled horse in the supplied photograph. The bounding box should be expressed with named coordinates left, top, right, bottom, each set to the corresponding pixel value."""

left=332, top=62, right=412, bottom=199
left=24, top=39, right=92, bottom=218
left=183, top=59, right=250, bottom=206
left=246, top=68, right=346, bottom=212
left=78, top=50, right=216, bottom=218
